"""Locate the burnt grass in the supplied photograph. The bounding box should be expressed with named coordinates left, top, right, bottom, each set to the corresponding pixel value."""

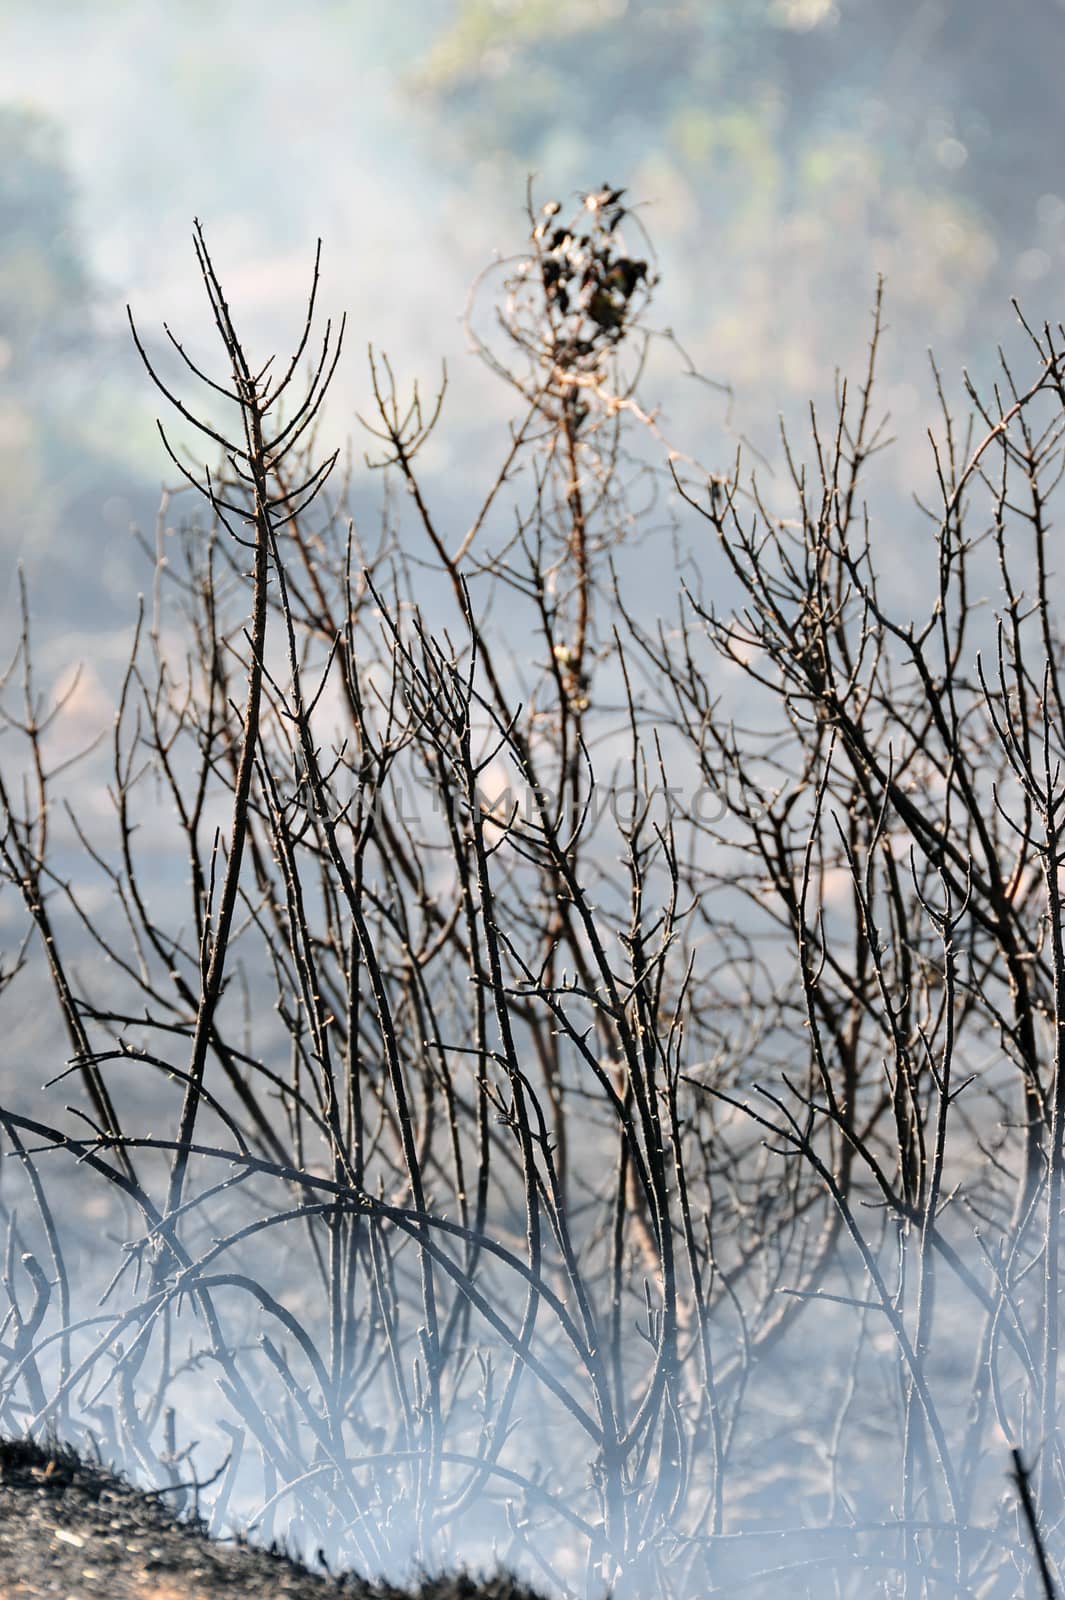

left=0, top=1437, right=550, bottom=1600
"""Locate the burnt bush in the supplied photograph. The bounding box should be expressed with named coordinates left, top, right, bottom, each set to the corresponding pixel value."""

left=0, top=186, right=1063, bottom=1597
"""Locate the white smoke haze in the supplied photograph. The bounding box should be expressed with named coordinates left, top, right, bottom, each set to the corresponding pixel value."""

left=3, top=5, right=1065, bottom=1597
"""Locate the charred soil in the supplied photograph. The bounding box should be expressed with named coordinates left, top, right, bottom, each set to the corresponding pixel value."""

left=0, top=1439, right=547, bottom=1600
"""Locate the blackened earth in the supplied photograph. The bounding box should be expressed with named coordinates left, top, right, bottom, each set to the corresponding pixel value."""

left=0, top=1439, right=548, bottom=1600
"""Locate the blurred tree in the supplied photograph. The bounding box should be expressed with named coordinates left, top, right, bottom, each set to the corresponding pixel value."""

left=0, top=106, right=152, bottom=623
left=413, top=0, right=1062, bottom=405
left=0, top=106, right=90, bottom=377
